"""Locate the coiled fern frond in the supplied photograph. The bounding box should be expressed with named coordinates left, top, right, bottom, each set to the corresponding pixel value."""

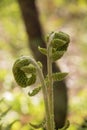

left=12, top=56, right=37, bottom=88
left=39, top=31, right=70, bottom=61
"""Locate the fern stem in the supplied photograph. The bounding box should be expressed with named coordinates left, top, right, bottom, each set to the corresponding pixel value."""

left=28, top=57, right=51, bottom=130
left=47, top=36, right=55, bottom=130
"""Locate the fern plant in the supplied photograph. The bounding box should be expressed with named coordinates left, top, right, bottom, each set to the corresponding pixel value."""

left=12, top=31, right=70, bottom=130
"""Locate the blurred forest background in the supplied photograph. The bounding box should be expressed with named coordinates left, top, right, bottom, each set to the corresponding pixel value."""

left=0, top=0, right=87, bottom=130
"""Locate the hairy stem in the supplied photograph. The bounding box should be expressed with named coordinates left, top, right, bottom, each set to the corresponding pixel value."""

left=47, top=37, right=55, bottom=130
left=28, top=57, right=51, bottom=130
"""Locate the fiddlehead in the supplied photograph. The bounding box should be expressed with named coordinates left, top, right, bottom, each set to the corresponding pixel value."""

left=50, top=31, right=70, bottom=61
left=39, top=31, right=70, bottom=61
left=12, top=56, right=37, bottom=88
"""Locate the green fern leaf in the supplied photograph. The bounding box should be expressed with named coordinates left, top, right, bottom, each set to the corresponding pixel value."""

left=21, top=64, right=36, bottom=73
left=57, top=43, right=69, bottom=51
left=28, top=87, right=41, bottom=96
left=52, top=72, right=68, bottom=81
left=54, top=31, right=70, bottom=44
left=52, top=51, right=65, bottom=61
left=38, top=46, right=47, bottom=55
left=51, top=39, right=66, bottom=48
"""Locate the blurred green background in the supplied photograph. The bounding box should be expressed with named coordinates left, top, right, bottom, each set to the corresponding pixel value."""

left=0, top=0, right=87, bottom=130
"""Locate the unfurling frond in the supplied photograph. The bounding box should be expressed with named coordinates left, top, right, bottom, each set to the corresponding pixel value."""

left=38, top=46, right=47, bottom=55
left=28, top=87, right=41, bottom=96
left=52, top=72, right=68, bottom=81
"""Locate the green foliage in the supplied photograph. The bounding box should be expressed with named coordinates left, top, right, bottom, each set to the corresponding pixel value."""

left=52, top=72, right=68, bottom=82
left=38, top=46, right=47, bottom=56
left=28, top=87, right=41, bottom=97
left=51, top=39, right=66, bottom=48
left=52, top=51, right=65, bottom=61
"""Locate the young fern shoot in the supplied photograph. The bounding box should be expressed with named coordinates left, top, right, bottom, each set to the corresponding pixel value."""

left=12, top=31, right=70, bottom=130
